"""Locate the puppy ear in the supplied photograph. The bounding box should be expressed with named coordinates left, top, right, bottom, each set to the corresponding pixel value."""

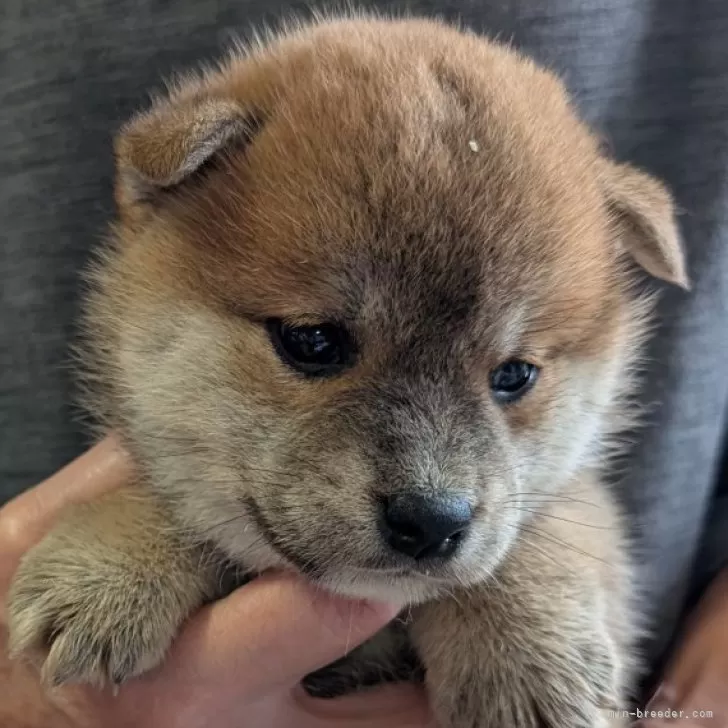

left=601, top=161, right=689, bottom=289
left=114, top=94, right=256, bottom=210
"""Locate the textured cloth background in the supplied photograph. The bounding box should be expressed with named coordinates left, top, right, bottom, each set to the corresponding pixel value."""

left=1, top=0, right=727, bottom=685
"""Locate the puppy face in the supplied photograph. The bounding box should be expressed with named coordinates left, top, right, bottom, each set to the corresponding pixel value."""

left=87, top=17, right=686, bottom=602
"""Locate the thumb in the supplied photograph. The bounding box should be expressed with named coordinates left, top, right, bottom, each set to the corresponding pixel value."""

left=151, top=571, right=400, bottom=696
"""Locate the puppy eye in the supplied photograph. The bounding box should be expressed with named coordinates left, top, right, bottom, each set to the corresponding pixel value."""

left=490, top=359, right=539, bottom=403
left=266, top=319, right=354, bottom=377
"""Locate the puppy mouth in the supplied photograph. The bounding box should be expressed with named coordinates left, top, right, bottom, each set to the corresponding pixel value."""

left=350, top=564, right=453, bottom=584
left=242, top=496, right=454, bottom=585
left=242, top=496, right=323, bottom=577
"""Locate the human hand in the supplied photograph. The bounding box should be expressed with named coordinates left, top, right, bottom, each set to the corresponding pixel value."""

left=639, top=569, right=728, bottom=727
left=0, top=436, right=434, bottom=728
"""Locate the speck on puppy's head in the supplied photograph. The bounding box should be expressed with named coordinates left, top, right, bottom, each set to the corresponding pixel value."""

left=90, top=17, right=686, bottom=602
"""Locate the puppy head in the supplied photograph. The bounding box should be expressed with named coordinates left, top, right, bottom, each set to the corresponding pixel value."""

left=88, top=17, right=686, bottom=602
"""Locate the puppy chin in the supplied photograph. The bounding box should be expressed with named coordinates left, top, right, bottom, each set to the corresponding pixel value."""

left=314, top=570, right=446, bottom=605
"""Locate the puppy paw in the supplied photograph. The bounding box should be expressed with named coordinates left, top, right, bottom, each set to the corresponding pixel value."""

left=413, top=587, right=626, bottom=728
left=505, top=627, right=621, bottom=727
left=431, top=634, right=620, bottom=727
left=6, top=495, right=210, bottom=688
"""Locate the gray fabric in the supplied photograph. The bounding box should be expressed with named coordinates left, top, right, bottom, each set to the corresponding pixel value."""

left=1, top=0, right=727, bottom=691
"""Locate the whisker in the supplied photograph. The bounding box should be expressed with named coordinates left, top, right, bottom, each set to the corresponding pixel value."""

left=514, top=491, right=601, bottom=506
left=506, top=507, right=614, bottom=530
left=516, top=534, right=579, bottom=579
left=518, top=524, right=608, bottom=566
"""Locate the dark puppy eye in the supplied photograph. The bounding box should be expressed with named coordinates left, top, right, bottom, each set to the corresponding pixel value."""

left=490, top=359, right=539, bottom=403
left=266, top=319, right=354, bottom=377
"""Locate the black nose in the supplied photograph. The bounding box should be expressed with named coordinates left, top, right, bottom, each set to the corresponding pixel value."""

left=382, top=493, right=472, bottom=560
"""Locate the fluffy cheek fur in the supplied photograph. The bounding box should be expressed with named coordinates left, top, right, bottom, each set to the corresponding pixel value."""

left=510, top=302, right=648, bottom=500
left=512, top=358, right=617, bottom=493
left=114, top=302, right=288, bottom=572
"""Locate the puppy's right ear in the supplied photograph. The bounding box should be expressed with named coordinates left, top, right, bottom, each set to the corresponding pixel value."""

left=600, top=161, right=689, bottom=289
left=114, top=94, right=256, bottom=213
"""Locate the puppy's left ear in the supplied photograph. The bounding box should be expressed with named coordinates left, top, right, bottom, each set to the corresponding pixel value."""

left=601, top=161, right=689, bottom=289
left=114, top=94, right=255, bottom=214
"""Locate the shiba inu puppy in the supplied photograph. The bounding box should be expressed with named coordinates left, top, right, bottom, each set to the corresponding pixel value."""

left=8, top=14, right=687, bottom=728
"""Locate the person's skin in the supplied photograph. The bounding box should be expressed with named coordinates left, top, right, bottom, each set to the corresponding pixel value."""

left=640, top=569, right=728, bottom=727
left=0, top=436, right=433, bottom=728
